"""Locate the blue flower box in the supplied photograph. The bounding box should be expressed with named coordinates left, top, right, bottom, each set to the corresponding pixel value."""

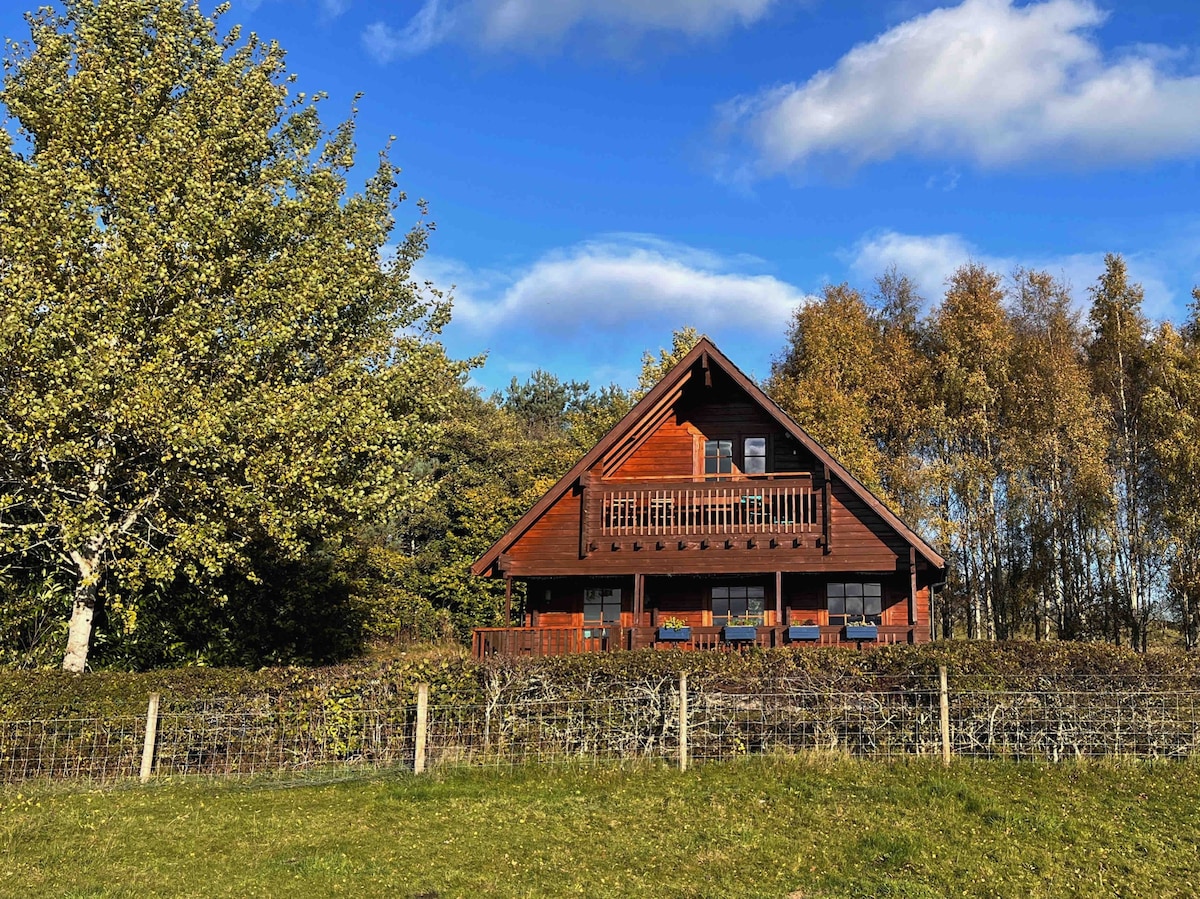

left=723, top=625, right=758, bottom=641
left=845, top=624, right=879, bottom=641
left=787, top=625, right=821, bottom=641
left=657, top=626, right=691, bottom=641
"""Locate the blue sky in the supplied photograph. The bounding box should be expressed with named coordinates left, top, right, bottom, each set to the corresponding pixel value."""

left=4, top=0, right=1199, bottom=392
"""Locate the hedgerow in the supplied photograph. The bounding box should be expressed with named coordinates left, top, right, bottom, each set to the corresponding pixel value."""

left=4, top=641, right=1198, bottom=722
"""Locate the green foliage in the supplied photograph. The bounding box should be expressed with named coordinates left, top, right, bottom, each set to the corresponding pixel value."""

left=635, top=325, right=701, bottom=398
left=0, top=0, right=467, bottom=669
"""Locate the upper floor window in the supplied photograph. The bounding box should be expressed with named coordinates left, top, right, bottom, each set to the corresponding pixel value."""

left=827, top=582, right=882, bottom=626
left=744, top=437, right=767, bottom=474
left=704, top=440, right=732, bottom=476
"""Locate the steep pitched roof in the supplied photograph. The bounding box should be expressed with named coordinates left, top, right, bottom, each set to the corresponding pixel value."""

left=472, top=337, right=945, bottom=575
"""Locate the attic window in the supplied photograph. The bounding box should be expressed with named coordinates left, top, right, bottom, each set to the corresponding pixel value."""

left=704, top=440, right=732, bottom=477
left=744, top=437, right=767, bottom=474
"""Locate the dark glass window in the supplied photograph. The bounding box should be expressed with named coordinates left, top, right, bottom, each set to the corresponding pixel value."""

left=826, top=582, right=882, bottom=625
left=704, top=440, right=733, bottom=476
left=712, top=585, right=765, bottom=626
left=583, top=588, right=622, bottom=625
left=744, top=437, right=767, bottom=474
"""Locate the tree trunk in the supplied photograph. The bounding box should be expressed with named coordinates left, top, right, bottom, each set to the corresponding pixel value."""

left=63, top=545, right=106, bottom=674
left=63, top=577, right=98, bottom=673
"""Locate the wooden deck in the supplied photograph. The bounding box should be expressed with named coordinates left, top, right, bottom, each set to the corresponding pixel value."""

left=471, top=624, right=920, bottom=659
left=596, top=477, right=819, bottom=539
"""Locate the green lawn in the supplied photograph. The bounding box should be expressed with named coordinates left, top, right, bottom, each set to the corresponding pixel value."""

left=2, top=756, right=1198, bottom=898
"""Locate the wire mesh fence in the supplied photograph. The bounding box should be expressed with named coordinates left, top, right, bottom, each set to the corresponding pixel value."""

left=4, top=674, right=1200, bottom=784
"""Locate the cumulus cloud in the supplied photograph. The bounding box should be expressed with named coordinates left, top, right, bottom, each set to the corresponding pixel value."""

left=364, top=0, right=783, bottom=61
left=428, top=234, right=813, bottom=338
left=722, top=0, right=1200, bottom=173
left=848, top=229, right=1177, bottom=319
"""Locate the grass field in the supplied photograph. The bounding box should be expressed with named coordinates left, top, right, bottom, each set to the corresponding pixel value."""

left=3, top=756, right=1199, bottom=898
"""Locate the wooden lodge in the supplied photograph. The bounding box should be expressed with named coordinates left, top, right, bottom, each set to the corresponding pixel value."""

left=471, top=338, right=945, bottom=658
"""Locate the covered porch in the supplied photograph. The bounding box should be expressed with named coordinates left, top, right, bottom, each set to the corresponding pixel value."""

left=472, top=623, right=920, bottom=658
left=475, top=571, right=929, bottom=658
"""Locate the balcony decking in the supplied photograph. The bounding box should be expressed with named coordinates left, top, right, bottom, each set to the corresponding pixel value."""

left=585, top=474, right=822, bottom=554
left=471, top=624, right=919, bottom=659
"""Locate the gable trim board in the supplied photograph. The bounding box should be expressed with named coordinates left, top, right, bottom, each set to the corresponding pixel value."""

left=472, top=337, right=945, bottom=578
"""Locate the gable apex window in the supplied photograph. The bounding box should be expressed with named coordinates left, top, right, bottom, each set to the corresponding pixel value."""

left=744, top=437, right=767, bottom=474
left=704, top=440, right=732, bottom=477
left=827, top=582, right=882, bottom=625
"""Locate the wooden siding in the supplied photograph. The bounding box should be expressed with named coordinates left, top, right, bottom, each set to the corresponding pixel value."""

left=607, top=416, right=695, bottom=479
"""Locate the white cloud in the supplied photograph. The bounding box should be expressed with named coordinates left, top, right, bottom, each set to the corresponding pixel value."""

left=321, top=0, right=350, bottom=17
left=364, top=0, right=783, bottom=60
left=847, top=229, right=1178, bottom=319
left=363, top=2, right=454, bottom=62
left=723, top=0, right=1200, bottom=173
left=429, top=234, right=813, bottom=337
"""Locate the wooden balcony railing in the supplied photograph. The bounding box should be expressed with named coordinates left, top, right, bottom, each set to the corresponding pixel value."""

left=472, top=625, right=917, bottom=659
left=595, top=478, right=819, bottom=539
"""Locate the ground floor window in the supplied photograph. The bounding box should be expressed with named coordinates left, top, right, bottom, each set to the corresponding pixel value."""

left=827, top=582, right=882, bottom=625
left=583, top=587, right=622, bottom=625
left=712, top=585, right=765, bottom=626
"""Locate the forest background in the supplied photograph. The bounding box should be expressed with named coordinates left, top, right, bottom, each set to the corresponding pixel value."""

left=3, top=2, right=1200, bottom=671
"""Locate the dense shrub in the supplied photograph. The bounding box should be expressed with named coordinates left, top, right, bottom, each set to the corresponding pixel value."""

left=5, top=642, right=1198, bottom=722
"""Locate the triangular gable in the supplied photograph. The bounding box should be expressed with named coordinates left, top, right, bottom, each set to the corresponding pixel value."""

left=472, top=337, right=945, bottom=576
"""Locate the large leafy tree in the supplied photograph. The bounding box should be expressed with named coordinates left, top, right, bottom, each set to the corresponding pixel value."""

left=0, top=0, right=463, bottom=671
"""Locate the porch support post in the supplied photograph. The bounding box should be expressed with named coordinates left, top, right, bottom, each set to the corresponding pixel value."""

left=504, top=575, right=512, bottom=627
left=775, top=571, right=783, bottom=625
left=909, top=547, right=918, bottom=626
left=634, top=573, right=645, bottom=625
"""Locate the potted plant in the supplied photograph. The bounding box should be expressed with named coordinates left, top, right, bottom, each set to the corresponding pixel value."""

left=787, top=618, right=821, bottom=641
left=845, top=618, right=879, bottom=641
left=657, top=616, right=691, bottom=641
left=722, top=617, right=759, bottom=641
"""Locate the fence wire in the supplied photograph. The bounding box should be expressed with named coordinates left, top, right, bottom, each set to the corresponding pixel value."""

left=4, top=677, right=1200, bottom=784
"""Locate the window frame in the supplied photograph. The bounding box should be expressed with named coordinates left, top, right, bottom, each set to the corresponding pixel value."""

left=743, top=436, right=768, bottom=475
left=583, top=587, right=623, bottom=626
left=711, top=585, right=766, bottom=626
left=704, top=439, right=733, bottom=478
left=826, top=581, right=883, bottom=626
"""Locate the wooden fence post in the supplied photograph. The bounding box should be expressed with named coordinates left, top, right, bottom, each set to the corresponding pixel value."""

left=414, top=683, right=429, bottom=775
left=140, top=692, right=160, bottom=784
left=679, top=671, right=689, bottom=772
left=939, top=665, right=951, bottom=766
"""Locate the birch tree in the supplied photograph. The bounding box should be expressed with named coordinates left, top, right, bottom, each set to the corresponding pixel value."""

left=0, top=1, right=462, bottom=671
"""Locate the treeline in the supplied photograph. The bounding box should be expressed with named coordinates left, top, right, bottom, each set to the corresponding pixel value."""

left=768, top=256, right=1200, bottom=651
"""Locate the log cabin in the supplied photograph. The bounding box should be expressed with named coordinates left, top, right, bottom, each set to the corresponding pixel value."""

left=471, top=337, right=945, bottom=657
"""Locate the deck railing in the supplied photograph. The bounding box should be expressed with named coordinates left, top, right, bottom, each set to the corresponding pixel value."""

left=472, top=625, right=916, bottom=658
left=596, top=479, right=818, bottom=539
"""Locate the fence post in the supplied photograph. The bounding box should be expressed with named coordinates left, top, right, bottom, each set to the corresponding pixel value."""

left=140, top=692, right=160, bottom=784
left=938, top=665, right=951, bottom=766
left=414, top=683, right=429, bottom=775
left=679, top=671, right=688, bottom=772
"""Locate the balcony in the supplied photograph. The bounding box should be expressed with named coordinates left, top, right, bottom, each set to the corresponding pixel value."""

left=591, top=476, right=820, bottom=541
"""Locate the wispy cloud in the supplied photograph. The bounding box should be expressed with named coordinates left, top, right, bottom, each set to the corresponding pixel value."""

left=720, top=0, right=1200, bottom=175
left=364, top=0, right=785, bottom=61
left=363, top=1, right=453, bottom=62
left=847, top=228, right=1178, bottom=320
